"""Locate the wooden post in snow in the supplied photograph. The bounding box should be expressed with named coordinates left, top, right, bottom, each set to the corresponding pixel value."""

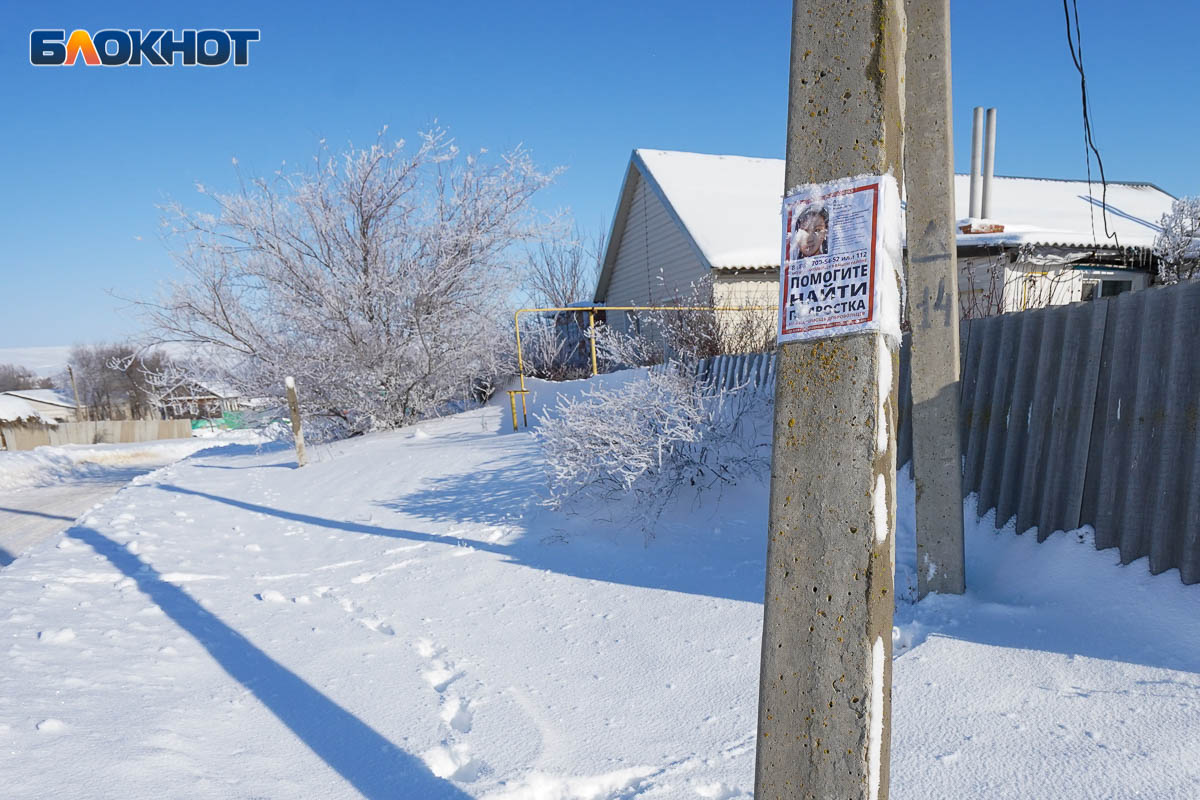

left=284, top=376, right=307, bottom=468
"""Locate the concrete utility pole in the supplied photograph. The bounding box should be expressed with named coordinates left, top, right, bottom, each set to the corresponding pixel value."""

left=904, top=0, right=965, bottom=598
left=284, top=376, right=308, bottom=468
left=754, top=2, right=905, bottom=799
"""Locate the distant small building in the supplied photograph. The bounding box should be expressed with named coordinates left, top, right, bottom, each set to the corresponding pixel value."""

left=594, top=149, right=1176, bottom=323
left=158, top=381, right=243, bottom=419
left=0, top=388, right=77, bottom=423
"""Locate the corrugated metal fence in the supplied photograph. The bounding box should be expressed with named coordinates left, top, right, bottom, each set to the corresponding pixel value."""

left=698, top=280, right=1200, bottom=584
left=954, top=280, right=1200, bottom=583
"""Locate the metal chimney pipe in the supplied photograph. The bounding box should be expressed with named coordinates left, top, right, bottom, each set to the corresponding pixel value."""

left=969, top=106, right=984, bottom=218
left=981, top=107, right=997, bottom=219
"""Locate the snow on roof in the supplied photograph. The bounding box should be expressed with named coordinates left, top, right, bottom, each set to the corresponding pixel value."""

left=633, top=149, right=1175, bottom=269
left=2, top=388, right=75, bottom=408
left=201, top=382, right=240, bottom=399
left=952, top=174, right=1171, bottom=250
left=0, top=395, right=52, bottom=424
left=635, top=149, right=785, bottom=270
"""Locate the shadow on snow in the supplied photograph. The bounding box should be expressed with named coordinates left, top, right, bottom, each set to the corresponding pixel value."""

left=67, top=525, right=473, bottom=800
left=155, top=463, right=770, bottom=606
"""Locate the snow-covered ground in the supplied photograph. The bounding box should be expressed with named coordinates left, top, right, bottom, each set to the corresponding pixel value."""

left=0, top=387, right=1196, bottom=799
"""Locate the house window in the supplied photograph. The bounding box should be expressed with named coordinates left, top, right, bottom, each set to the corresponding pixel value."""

left=1101, top=279, right=1132, bottom=298
left=1081, top=278, right=1131, bottom=301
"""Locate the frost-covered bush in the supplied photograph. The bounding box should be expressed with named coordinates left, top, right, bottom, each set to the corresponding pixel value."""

left=534, top=366, right=770, bottom=533
left=1154, top=196, right=1200, bottom=284
left=135, top=128, right=555, bottom=433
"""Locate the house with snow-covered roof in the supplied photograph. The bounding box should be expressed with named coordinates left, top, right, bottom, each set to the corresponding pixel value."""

left=0, top=388, right=77, bottom=423
left=593, top=148, right=1176, bottom=323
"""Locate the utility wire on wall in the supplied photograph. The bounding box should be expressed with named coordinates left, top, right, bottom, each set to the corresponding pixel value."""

left=1063, top=0, right=1119, bottom=250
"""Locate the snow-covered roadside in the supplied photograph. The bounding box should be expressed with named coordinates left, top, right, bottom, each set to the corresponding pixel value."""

left=0, top=391, right=1196, bottom=799
left=0, top=434, right=266, bottom=565
left=0, top=436, right=257, bottom=493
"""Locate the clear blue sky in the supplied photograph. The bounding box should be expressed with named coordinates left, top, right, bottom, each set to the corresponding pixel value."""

left=2, top=0, right=1197, bottom=348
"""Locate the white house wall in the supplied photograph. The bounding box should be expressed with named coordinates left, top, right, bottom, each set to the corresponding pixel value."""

left=605, top=171, right=708, bottom=308
left=713, top=272, right=778, bottom=350
left=16, top=397, right=76, bottom=423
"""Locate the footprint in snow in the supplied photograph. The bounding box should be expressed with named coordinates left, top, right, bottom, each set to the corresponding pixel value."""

left=423, top=662, right=462, bottom=693
left=441, top=694, right=473, bottom=733
left=360, top=618, right=396, bottom=636
left=421, top=742, right=482, bottom=782
left=412, top=637, right=485, bottom=782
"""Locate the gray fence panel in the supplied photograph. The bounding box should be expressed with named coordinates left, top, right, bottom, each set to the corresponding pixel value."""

left=963, top=315, right=1001, bottom=496
left=976, top=312, right=1023, bottom=514
left=1182, top=435, right=1200, bottom=585
left=1144, top=284, right=1200, bottom=575
left=1041, top=301, right=1108, bottom=538
left=996, top=310, right=1043, bottom=529
left=1143, top=287, right=1185, bottom=573
left=1082, top=291, right=1132, bottom=549
left=958, top=318, right=984, bottom=488
left=1017, top=306, right=1060, bottom=538
left=1124, top=288, right=1165, bottom=565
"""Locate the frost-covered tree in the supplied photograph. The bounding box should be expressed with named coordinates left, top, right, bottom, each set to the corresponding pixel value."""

left=0, top=364, right=51, bottom=392
left=522, top=222, right=603, bottom=308
left=1153, top=196, right=1200, bottom=284
left=137, top=129, right=556, bottom=432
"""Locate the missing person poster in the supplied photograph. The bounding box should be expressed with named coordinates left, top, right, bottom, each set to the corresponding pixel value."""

left=778, top=174, right=902, bottom=344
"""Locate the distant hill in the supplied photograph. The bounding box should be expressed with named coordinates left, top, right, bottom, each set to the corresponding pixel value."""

left=0, top=346, right=72, bottom=377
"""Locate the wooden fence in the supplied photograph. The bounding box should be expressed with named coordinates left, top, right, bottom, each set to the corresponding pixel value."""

left=0, top=419, right=193, bottom=451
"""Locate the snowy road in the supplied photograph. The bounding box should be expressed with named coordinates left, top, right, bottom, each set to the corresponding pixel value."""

left=0, top=438, right=242, bottom=567
left=0, top=471, right=159, bottom=566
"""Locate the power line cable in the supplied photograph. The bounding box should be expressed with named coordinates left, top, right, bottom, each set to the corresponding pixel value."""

left=1062, top=0, right=1120, bottom=250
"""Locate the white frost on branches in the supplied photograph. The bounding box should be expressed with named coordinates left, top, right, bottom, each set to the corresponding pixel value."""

left=1153, top=196, right=1200, bottom=285
left=138, top=128, right=556, bottom=432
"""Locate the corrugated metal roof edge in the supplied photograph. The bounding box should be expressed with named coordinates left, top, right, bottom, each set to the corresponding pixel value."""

left=958, top=173, right=1175, bottom=198
left=709, top=239, right=1158, bottom=272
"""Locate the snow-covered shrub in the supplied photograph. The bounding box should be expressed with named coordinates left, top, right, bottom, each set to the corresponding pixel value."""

left=534, top=366, right=770, bottom=534
left=589, top=322, right=664, bottom=372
